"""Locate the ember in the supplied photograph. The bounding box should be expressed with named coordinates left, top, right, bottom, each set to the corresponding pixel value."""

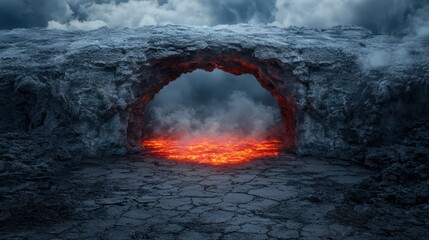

left=142, top=135, right=282, bottom=165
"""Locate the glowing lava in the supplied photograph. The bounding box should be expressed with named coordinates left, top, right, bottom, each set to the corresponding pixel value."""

left=142, top=135, right=282, bottom=165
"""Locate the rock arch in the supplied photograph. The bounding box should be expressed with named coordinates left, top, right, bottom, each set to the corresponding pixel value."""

left=127, top=50, right=300, bottom=152
left=1, top=26, right=427, bottom=160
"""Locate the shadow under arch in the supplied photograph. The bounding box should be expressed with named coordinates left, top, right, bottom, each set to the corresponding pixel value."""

left=127, top=50, right=298, bottom=153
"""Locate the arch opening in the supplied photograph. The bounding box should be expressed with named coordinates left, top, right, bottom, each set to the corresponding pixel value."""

left=141, top=69, right=284, bottom=165
left=127, top=52, right=297, bottom=161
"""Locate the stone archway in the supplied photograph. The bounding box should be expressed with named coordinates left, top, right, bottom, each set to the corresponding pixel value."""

left=127, top=50, right=299, bottom=152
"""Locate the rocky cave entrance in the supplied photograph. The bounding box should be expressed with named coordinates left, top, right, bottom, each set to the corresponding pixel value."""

left=127, top=52, right=298, bottom=163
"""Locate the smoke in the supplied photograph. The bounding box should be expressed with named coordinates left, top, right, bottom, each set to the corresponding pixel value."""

left=48, top=0, right=212, bottom=30
left=350, top=0, right=429, bottom=36
left=272, top=0, right=355, bottom=29
left=358, top=2, right=429, bottom=69
left=144, top=70, right=281, bottom=139
left=148, top=91, right=280, bottom=139
left=204, top=0, right=276, bottom=25
left=1, top=0, right=428, bottom=36
left=362, top=48, right=411, bottom=69
left=46, top=0, right=276, bottom=30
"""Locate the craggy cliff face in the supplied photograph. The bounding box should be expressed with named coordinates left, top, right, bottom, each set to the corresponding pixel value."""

left=0, top=25, right=428, bottom=163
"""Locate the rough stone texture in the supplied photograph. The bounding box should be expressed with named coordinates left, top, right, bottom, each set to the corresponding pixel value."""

left=0, top=25, right=428, bottom=239
left=3, top=154, right=427, bottom=240
left=0, top=25, right=428, bottom=160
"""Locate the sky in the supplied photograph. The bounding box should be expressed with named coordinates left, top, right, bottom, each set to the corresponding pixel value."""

left=0, top=0, right=428, bottom=36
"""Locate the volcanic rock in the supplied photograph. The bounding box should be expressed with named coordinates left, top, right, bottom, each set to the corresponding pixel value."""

left=0, top=25, right=427, bottom=162
left=0, top=160, right=5, bottom=173
left=0, top=25, right=428, bottom=239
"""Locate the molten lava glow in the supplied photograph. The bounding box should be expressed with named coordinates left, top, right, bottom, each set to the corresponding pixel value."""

left=142, top=135, right=282, bottom=165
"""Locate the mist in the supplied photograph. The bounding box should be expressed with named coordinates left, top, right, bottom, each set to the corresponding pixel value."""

left=144, top=69, right=282, bottom=140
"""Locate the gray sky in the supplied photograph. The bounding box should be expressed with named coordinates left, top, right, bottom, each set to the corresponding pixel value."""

left=0, top=0, right=428, bottom=35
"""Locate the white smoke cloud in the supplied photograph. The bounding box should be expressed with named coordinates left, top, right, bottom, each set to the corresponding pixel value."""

left=408, top=4, right=429, bottom=39
left=48, top=0, right=212, bottom=30
left=272, top=0, right=354, bottom=28
left=359, top=3, right=429, bottom=69
left=147, top=91, right=281, bottom=139
left=361, top=47, right=411, bottom=69
left=1, top=0, right=427, bottom=34
left=51, top=0, right=357, bottom=30
left=48, top=19, right=107, bottom=31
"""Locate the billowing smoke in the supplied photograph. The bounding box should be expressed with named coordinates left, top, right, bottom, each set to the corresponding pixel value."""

left=144, top=70, right=281, bottom=140
left=273, top=0, right=429, bottom=35
left=147, top=91, right=281, bottom=139
left=1, top=0, right=428, bottom=36
left=357, top=1, right=429, bottom=69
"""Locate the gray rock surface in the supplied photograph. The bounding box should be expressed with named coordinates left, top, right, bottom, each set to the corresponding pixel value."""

left=3, top=154, right=426, bottom=240
left=0, top=25, right=428, bottom=160
left=0, top=25, right=428, bottom=239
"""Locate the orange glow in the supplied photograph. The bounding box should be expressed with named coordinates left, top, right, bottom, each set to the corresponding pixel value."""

left=142, top=135, right=282, bottom=165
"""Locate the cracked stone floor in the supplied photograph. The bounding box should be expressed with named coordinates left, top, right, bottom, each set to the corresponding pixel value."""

left=2, top=154, right=378, bottom=240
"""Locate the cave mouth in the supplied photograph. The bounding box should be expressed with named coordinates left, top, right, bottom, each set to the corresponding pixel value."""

left=127, top=53, right=297, bottom=160
left=139, top=69, right=286, bottom=165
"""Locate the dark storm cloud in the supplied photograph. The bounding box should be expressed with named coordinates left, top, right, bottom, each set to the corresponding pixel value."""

left=0, top=0, right=428, bottom=35
left=204, top=0, right=276, bottom=25
left=0, top=0, right=71, bottom=29
left=273, top=0, right=429, bottom=35
left=66, top=0, right=128, bottom=20
left=350, top=0, right=429, bottom=35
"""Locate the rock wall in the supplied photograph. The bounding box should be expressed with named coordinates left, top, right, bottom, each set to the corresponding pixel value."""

left=0, top=25, right=428, bottom=164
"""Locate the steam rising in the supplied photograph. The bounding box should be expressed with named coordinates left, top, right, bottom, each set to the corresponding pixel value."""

left=144, top=70, right=281, bottom=140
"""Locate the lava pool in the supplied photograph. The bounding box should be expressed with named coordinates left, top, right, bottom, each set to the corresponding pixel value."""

left=142, top=135, right=282, bottom=165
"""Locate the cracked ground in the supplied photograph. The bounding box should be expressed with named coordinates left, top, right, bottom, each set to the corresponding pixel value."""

left=1, top=154, right=380, bottom=239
